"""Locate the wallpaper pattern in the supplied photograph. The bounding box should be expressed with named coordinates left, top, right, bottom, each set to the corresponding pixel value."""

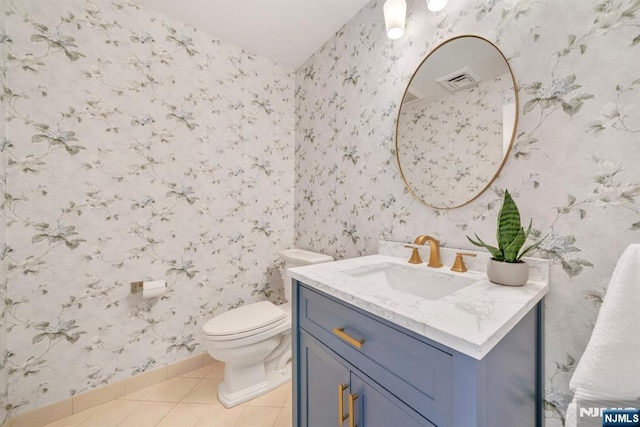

left=1, top=0, right=7, bottom=422
left=2, top=0, right=293, bottom=419
left=294, top=0, right=640, bottom=425
left=397, top=73, right=512, bottom=208
left=1, top=0, right=639, bottom=424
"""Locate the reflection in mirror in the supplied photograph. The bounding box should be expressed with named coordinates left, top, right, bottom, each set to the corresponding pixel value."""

left=396, top=35, right=517, bottom=209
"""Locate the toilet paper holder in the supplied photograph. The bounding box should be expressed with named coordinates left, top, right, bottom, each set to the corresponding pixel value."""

left=130, top=280, right=167, bottom=294
left=130, top=281, right=144, bottom=293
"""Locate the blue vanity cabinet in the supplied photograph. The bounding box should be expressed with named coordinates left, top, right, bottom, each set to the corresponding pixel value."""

left=293, top=282, right=543, bottom=427
left=299, top=330, right=432, bottom=427
left=349, top=367, right=433, bottom=427
left=297, top=330, right=350, bottom=426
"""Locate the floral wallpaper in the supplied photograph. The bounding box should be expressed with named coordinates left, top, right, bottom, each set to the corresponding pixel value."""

left=1, top=0, right=639, bottom=425
left=1, top=0, right=293, bottom=420
left=295, top=0, right=640, bottom=425
left=1, top=0, right=7, bottom=422
left=397, top=73, right=513, bottom=208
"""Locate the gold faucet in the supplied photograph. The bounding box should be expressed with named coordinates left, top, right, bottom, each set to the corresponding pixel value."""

left=404, top=235, right=443, bottom=268
left=450, top=252, right=477, bottom=273
left=404, top=243, right=423, bottom=264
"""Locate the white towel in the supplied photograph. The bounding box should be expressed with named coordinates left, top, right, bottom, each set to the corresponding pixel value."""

left=565, top=399, right=578, bottom=427
left=569, top=244, right=640, bottom=400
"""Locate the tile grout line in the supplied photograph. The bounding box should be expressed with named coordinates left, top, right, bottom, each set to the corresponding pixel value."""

left=44, top=374, right=291, bottom=427
left=18, top=354, right=213, bottom=427
left=150, top=401, right=180, bottom=427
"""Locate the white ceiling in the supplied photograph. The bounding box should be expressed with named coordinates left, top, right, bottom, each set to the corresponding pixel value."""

left=407, top=37, right=510, bottom=103
left=134, top=0, right=372, bottom=70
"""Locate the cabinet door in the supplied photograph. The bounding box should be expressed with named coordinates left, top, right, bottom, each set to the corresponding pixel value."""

left=299, top=331, right=351, bottom=427
left=350, top=372, right=435, bottom=427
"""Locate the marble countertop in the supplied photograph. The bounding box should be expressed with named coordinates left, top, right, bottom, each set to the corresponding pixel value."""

left=289, top=242, right=549, bottom=360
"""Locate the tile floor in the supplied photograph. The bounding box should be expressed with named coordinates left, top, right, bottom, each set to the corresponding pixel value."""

left=42, top=362, right=292, bottom=427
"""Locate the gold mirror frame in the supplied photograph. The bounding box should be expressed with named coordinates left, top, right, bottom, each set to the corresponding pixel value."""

left=395, top=35, right=519, bottom=210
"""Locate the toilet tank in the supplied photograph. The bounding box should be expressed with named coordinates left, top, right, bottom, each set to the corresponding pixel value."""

left=279, top=249, right=333, bottom=302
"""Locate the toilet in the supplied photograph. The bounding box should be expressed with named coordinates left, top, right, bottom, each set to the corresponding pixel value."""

left=202, top=248, right=334, bottom=407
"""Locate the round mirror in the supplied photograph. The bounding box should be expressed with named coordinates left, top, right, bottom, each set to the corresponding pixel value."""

left=395, top=35, right=518, bottom=209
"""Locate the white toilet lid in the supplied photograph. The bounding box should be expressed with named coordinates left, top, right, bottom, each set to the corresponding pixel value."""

left=203, top=301, right=287, bottom=338
left=279, top=249, right=334, bottom=264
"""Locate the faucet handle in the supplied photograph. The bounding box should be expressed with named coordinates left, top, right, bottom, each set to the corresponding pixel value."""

left=404, top=244, right=423, bottom=264
left=451, top=252, right=477, bottom=273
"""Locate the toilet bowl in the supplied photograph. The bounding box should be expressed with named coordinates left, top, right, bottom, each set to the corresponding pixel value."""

left=202, top=249, right=333, bottom=407
left=203, top=301, right=292, bottom=407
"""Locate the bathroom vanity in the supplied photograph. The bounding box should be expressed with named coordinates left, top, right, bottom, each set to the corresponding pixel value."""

left=289, top=243, right=549, bottom=427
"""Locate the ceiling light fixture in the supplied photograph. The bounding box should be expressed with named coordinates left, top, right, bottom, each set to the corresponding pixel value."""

left=426, top=0, right=448, bottom=12
left=383, top=0, right=407, bottom=40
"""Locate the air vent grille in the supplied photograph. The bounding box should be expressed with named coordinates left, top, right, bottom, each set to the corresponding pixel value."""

left=436, top=67, right=479, bottom=92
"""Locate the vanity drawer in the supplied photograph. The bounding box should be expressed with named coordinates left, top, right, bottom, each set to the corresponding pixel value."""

left=297, top=284, right=453, bottom=426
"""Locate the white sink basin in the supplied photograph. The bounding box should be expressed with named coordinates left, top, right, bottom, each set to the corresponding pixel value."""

left=342, top=262, right=477, bottom=300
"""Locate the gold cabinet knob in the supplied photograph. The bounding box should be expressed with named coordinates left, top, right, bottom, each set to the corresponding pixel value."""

left=451, top=252, right=477, bottom=273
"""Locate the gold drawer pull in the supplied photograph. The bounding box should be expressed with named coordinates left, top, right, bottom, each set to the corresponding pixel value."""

left=332, top=327, right=365, bottom=349
left=338, top=384, right=348, bottom=426
left=349, top=393, right=359, bottom=427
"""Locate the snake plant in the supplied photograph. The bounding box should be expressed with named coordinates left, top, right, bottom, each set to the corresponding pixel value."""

left=467, top=190, right=543, bottom=263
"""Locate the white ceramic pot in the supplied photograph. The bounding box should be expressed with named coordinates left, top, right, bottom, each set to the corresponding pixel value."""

left=486, top=259, right=529, bottom=286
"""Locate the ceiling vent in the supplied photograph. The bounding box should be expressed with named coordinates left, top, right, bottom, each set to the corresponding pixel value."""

left=436, top=66, right=479, bottom=92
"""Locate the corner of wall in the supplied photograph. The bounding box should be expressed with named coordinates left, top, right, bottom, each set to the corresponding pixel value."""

left=0, top=0, right=8, bottom=421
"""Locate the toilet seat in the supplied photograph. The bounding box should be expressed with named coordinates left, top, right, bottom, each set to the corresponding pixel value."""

left=202, top=249, right=332, bottom=408
left=203, top=301, right=288, bottom=341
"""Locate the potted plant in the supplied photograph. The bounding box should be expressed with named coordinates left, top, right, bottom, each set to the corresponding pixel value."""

left=467, top=190, right=543, bottom=286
